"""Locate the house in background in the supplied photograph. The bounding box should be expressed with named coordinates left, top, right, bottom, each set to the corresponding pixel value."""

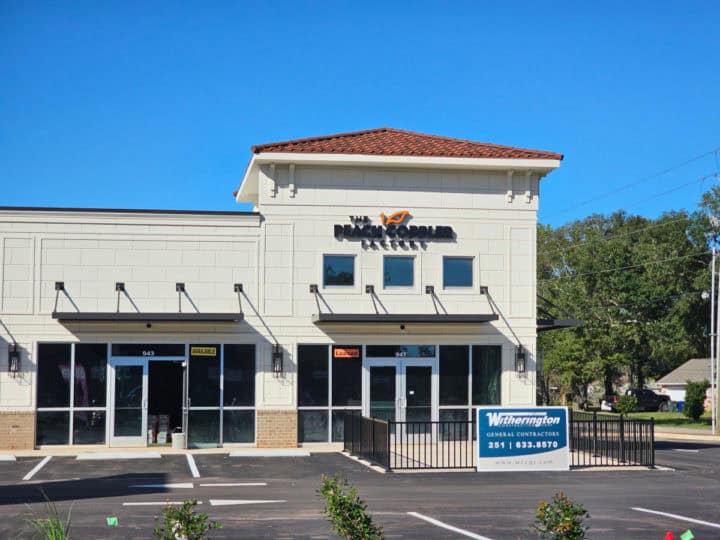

left=656, top=358, right=711, bottom=406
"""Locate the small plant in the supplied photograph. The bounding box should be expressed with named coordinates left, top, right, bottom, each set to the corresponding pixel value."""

left=535, top=491, right=589, bottom=540
left=153, top=500, right=221, bottom=540
left=27, top=489, right=72, bottom=540
left=614, top=394, right=638, bottom=415
left=683, top=379, right=709, bottom=421
left=318, top=474, right=383, bottom=540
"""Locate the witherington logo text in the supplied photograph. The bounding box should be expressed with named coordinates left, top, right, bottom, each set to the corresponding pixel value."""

left=486, top=412, right=561, bottom=428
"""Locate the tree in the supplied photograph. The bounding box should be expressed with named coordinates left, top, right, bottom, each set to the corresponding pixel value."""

left=538, top=200, right=712, bottom=403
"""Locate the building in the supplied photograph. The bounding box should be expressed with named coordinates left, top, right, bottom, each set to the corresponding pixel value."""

left=657, top=357, right=711, bottom=404
left=0, top=127, right=563, bottom=450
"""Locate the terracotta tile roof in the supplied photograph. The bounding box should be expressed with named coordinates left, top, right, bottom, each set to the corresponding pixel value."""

left=252, top=127, right=562, bottom=160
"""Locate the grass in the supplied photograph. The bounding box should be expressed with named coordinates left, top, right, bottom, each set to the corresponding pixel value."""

left=623, top=411, right=712, bottom=429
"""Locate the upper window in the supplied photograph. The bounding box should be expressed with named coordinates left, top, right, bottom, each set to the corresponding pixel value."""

left=383, top=256, right=414, bottom=287
left=323, top=255, right=355, bottom=287
left=443, top=257, right=473, bottom=288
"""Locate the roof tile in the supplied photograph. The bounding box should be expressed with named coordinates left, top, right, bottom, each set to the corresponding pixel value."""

left=252, top=127, right=562, bottom=160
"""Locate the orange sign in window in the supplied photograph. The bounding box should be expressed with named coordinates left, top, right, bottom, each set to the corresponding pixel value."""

left=333, top=347, right=360, bottom=359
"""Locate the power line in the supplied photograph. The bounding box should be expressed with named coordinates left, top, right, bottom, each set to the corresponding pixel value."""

left=538, top=215, right=695, bottom=257
left=543, top=148, right=718, bottom=218
left=538, top=251, right=711, bottom=282
left=561, top=289, right=707, bottom=320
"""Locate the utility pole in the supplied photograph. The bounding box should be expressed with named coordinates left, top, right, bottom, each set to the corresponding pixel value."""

left=716, top=252, right=720, bottom=435
left=712, top=248, right=717, bottom=434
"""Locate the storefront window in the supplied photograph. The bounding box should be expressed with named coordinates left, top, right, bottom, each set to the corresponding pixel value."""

left=74, top=344, right=107, bottom=408
left=37, top=343, right=71, bottom=408
left=298, top=410, right=328, bottom=442
left=443, top=257, right=473, bottom=287
left=440, top=346, right=469, bottom=405
left=366, top=345, right=436, bottom=358
left=36, top=411, right=69, bottom=445
left=189, top=345, right=220, bottom=407
left=383, top=256, right=414, bottom=287
left=223, top=410, right=254, bottom=443
left=472, top=345, right=502, bottom=405
left=298, top=345, right=328, bottom=406
left=188, top=410, right=220, bottom=447
left=223, top=344, right=255, bottom=406
left=332, top=346, right=361, bottom=406
left=73, top=411, right=106, bottom=444
left=323, top=255, right=354, bottom=286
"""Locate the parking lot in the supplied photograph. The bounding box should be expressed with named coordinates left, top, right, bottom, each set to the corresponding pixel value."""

left=0, top=441, right=719, bottom=539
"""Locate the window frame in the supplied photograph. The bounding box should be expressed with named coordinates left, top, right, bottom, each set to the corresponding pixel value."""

left=319, top=252, right=361, bottom=294
left=378, top=254, right=421, bottom=294
left=442, top=255, right=476, bottom=291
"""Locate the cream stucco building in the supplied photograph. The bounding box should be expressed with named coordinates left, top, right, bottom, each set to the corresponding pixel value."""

left=0, top=128, right=562, bottom=449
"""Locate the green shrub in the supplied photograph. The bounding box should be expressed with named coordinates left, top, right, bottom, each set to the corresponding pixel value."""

left=683, top=379, right=709, bottom=421
left=614, top=394, right=638, bottom=415
left=153, top=500, right=221, bottom=540
left=27, top=489, right=72, bottom=540
left=318, top=474, right=383, bottom=540
left=535, top=491, right=589, bottom=540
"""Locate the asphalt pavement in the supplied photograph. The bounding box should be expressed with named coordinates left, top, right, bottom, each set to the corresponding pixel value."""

left=0, top=443, right=719, bottom=539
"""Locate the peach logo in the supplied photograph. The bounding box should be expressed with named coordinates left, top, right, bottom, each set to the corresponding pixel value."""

left=380, top=211, right=410, bottom=225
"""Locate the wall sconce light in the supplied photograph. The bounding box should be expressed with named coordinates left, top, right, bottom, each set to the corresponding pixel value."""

left=515, top=346, right=526, bottom=373
left=272, top=344, right=283, bottom=374
left=8, top=343, right=20, bottom=375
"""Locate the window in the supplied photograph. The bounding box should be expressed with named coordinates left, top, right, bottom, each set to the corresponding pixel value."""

left=298, top=345, right=329, bottom=406
left=223, top=344, right=255, bottom=407
left=36, top=343, right=108, bottom=446
left=440, top=346, right=469, bottom=405
left=383, top=256, right=414, bottom=287
left=332, top=346, right=361, bottom=406
left=188, top=344, right=220, bottom=448
left=37, top=343, right=71, bottom=408
left=323, top=255, right=355, bottom=286
left=443, top=257, right=473, bottom=288
left=472, top=345, right=502, bottom=405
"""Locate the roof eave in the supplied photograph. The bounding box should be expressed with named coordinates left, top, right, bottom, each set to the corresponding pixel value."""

left=235, top=152, right=561, bottom=204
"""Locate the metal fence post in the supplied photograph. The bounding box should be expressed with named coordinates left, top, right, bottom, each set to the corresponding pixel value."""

left=650, top=417, right=655, bottom=468
left=386, top=421, right=391, bottom=470
left=592, top=411, right=598, bottom=457
left=619, top=414, right=626, bottom=463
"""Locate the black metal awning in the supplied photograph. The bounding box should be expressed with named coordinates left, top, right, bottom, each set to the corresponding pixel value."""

left=536, top=318, right=583, bottom=332
left=52, top=312, right=243, bottom=323
left=313, top=313, right=498, bottom=325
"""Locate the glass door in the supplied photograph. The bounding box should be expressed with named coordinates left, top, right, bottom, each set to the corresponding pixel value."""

left=363, top=358, right=437, bottom=424
left=109, top=359, right=148, bottom=446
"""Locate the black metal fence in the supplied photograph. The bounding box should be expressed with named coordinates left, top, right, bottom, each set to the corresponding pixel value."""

left=343, top=414, right=390, bottom=469
left=569, top=410, right=655, bottom=468
left=344, top=410, right=655, bottom=471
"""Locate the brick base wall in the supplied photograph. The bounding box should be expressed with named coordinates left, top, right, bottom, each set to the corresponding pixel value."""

left=256, top=410, right=297, bottom=448
left=0, top=411, right=35, bottom=450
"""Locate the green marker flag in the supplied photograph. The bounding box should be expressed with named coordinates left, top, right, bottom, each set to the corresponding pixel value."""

left=106, top=516, right=119, bottom=527
left=680, top=530, right=694, bottom=540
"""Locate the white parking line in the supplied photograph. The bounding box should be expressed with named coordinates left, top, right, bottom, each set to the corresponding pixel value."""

left=186, top=454, right=200, bottom=478
left=130, top=483, right=194, bottom=489
left=199, top=482, right=267, bottom=487
left=407, top=512, right=494, bottom=540
left=76, top=452, right=161, bottom=460
left=23, top=456, right=52, bottom=481
left=123, top=501, right=203, bottom=506
left=632, top=507, right=720, bottom=529
left=672, top=449, right=700, bottom=453
left=209, top=499, right=286, bottom=506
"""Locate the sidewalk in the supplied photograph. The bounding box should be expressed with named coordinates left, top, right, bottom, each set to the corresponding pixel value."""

left=655, top=426, right=720, bottom=443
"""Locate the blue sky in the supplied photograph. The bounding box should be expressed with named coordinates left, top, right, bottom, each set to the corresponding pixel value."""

left=2, top=1, right=718, bottom=227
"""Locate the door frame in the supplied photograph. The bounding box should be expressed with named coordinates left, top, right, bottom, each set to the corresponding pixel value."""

left=108, top=358, right=148, bottom=447
left=362, top=357, right=439, bottom=423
